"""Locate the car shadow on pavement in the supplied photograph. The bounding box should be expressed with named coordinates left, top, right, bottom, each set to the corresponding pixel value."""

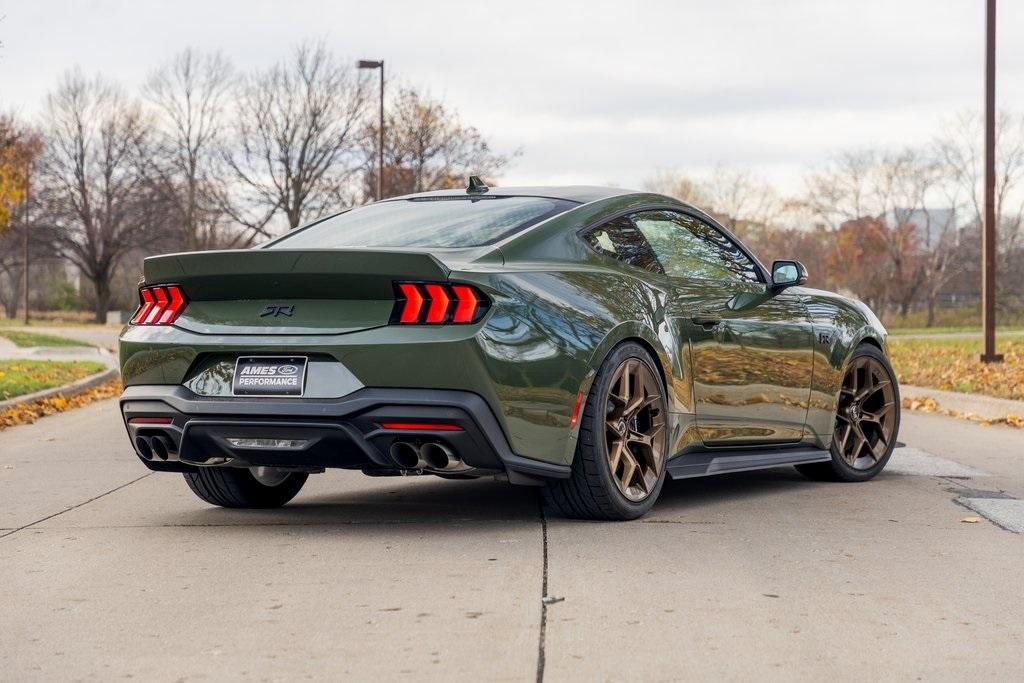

left=173, top=475, right=541, bottom=529
left=169, top=466, right=825, bottom=529
left=655, top=466, right=821, bottom=513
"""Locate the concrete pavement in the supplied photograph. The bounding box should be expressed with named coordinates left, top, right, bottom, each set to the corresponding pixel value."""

left=1, top=400, right=1022, bottom=681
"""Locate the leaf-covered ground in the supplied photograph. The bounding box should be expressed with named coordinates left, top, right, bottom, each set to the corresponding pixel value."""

left=0, top=378, right=121, bottom=429
left=0, top=330, right=93, bottom=348
left=0, top=360, right=106, bottom=400
left=889, top=338, right=1024, bottom=401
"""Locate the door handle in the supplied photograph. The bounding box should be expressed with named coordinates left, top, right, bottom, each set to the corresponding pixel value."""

left=691, top=313, right=722, bottom=328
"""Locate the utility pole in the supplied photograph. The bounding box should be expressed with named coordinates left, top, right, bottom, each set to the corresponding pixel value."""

left=980, top=0, right=1002, bottom=362
left=357, top=59, right=385, bottom=201
left=22, top=169, right=30, bottom=326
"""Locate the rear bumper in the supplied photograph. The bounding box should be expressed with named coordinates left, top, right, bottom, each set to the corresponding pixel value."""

left=119, top=385, right=570, bottom=484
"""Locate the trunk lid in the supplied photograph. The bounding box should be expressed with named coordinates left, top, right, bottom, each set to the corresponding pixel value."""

left=143, top=248, right=451, bottom=335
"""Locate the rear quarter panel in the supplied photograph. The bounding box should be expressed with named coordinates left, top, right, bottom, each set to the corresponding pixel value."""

left=467, top=264, right=682, bottom=465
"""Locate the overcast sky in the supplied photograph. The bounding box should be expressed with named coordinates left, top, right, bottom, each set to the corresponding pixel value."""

left=1, top=0, right=1021, bottom=194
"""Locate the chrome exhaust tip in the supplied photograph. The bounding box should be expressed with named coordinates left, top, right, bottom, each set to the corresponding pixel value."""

left=151, top=435, right=173, bottom=461
left=135, top=436, right=154, bottom=460
left=389, top=441, right=423, bottom=469
left=420, top=442, right=455, bottom=470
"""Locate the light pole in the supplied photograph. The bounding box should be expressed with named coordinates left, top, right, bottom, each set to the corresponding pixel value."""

left=358, top=59, right=385, bottom=201
left=980, top=0, right=1002, bottom=362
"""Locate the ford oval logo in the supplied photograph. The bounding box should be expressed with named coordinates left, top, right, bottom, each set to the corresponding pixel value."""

left=277, top=364, right=299, bottom=375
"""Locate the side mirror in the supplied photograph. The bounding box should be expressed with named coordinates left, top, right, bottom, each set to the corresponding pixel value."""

left=770, top=260, right=808, bottom=291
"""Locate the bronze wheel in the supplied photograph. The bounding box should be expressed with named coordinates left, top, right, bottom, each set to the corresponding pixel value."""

left=604, top=358, right=666, bottom=502
left=834, top=355, right=897, bottom=470
left=543, top=342, right=669, bottom=520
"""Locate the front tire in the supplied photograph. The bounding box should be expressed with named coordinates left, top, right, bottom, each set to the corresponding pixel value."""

left=797, top=343, right=900, bottom=482
left=543, top=342, right=668, bottom=520
left=183, top=467, right=308, bottom=508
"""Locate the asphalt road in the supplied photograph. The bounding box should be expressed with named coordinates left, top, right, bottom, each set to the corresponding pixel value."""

left=1, top=401, right=1022, bottom=681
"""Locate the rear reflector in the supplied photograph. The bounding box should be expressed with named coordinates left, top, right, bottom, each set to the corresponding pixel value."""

left=128, top=417, right=174, bottom=425
left=378, top=422, right=464, bottom=432
left=392, top=282, right=489, bottom=325
left=131, top=285, right=188, bottom=325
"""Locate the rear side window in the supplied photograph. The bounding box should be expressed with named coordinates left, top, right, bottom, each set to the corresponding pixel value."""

left=631, top=210, right=762, bottom=283
left=267, top=196, right=578, bottom=249
left=581, top=217, right=663, bottom=274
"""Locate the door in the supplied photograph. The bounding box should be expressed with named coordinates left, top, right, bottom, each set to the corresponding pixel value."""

left=630, top=210, right=814, bottom=446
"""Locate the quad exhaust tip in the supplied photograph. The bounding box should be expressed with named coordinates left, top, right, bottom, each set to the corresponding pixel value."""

left=389, top=441, right=467, bottom=472
left=135, top=433, right=177, bottom=462
left=151, top=435, right=171, bottom=461
left=420, top=442, right=454, bottom=470
left=389, top=441, right=423, bottom=469
left=136, top=436, right=154, bottom=460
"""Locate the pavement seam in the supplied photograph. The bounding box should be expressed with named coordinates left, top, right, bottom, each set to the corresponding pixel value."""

left=535, top=494, right=549, bottom=683
left=939, top=475, right=1022, bottom=534
left=0, top=473, right=151, bottom=541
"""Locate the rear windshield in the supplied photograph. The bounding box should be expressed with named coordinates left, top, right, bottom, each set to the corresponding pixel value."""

left=267, top=196, right=578, bottom=249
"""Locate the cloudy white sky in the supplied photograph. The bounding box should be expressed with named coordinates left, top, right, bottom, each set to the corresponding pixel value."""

left=1, top=0, right=1021, bottom=194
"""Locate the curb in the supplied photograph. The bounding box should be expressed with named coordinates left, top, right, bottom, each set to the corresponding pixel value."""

left=0, top=368, right=120, bottom=412
left=901, top=384, right=1024, bottom=421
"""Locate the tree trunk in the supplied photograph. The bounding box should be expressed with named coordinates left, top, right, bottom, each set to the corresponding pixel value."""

left=92, top=277, right=111, bottom=324
left=3, top=268, right=24, bottom=318
left=926, top=294, right=937, bottom=328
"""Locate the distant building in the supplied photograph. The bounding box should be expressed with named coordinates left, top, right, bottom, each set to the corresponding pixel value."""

left=886, top=208, right=957, bottom=249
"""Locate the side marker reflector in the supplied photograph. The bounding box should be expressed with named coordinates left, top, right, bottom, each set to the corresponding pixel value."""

left=569, top=391, right=585, bottom=428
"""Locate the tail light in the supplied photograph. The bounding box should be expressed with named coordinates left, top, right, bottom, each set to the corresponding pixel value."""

left=391, top=282, right=490, bottom=325
left=130, top=285, right=188, bottom=325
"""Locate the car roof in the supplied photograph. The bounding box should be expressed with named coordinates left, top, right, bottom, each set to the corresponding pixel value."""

left=383, top=185, right=636, bottom=204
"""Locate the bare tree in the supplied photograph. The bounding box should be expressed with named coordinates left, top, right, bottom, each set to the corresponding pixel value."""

left=935, top=110, right=1024, bottom=259
left=144, top=48, right=234, bottom=251
left=643, top=166, right=780, bottom=240
left=37, top=70, right=156, bottom=322
left=699, top=167, right=781, bottom=237
left=360, top=86, right=512, bottom=198
left=643, top=169, right=709, bottom=205
left=224, top=42, right=369, bottom=236
left=804, top=149, right=945, bottom=317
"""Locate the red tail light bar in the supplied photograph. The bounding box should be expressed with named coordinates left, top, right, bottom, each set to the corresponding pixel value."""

left=130, top=285, right=188, bottom=325
left=392, top=282, right=490, bottom=325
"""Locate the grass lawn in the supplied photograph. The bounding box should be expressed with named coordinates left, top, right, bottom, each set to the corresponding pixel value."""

left=889, top=337, right=1024, bottom=401
left=0, top=360, right=107, bottom=401
left=888, top=326, right=1024, bottom=336
left=0, top=330, right=93, bottom=348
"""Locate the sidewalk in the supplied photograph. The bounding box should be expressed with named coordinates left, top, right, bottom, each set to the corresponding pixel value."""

left=3, top=324, right=121, bottom=351
left=0, top=337, right=118, bottom=370
left=902, top=383, right=1024, bottom=421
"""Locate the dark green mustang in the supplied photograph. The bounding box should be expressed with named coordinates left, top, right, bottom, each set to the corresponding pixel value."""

left=119, top=182, right=899, bottom=520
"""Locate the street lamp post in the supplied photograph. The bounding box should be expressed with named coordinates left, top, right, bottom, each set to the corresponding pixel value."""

left=980, top=0, right=1002, bottom=362
left=358, top=59, right=385, bottom=202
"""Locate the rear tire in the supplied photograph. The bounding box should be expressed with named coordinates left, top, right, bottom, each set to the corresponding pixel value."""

left=543, top=342, right=668, bottom=520
left=797, top=343, right=900, bottom=482
left=183, top=468, right=308, bottom=508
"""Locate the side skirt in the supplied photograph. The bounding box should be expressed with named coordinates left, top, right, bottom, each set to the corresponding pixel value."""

left=666, top=446, right=831, bottom=480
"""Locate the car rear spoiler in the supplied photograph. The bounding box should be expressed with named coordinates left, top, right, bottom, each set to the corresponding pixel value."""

left=142, top=249, right=451, bottom=300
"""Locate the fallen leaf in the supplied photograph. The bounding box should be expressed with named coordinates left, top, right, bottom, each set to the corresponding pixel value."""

left=960, top=516, right=981, bottom=524
left=0, top=379, right=122, bottom=430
